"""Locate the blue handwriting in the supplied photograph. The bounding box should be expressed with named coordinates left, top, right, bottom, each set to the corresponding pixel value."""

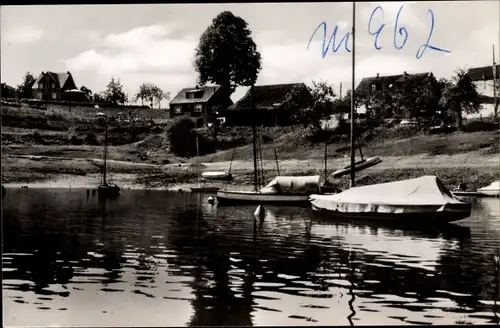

left=308, top=5, right=451, bottom=59
left=307, top=22, right=351, bottom=58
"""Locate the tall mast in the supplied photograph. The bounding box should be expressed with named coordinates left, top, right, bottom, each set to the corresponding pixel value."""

left=493, top=44, right=498, bottom=119
left=349, top=2, right=356, bottom=188
left=251, top=85, right=259, bottom=192
left=103, top=119, right=108, bottom=185
left=324, top=141, right=328, bottom=183
left=196, top=121, right=200, bottom=187
left=340, top=82, right=343, bottom=99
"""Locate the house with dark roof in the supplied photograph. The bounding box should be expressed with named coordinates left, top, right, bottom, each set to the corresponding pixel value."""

left=466, top=64, right=499, bottom=117
left=32, top=71, right=77, bottom=101
left=355, top=71, right=437, bottom=96
left=467, top=65, right=500, bottom=81
left=226, top=83, right=312, bottom=126
left=355, top=71, right=440, bottom=119
left=1, top=82, right=17, bottom=99
left=169, top=85, right=233, bottom=126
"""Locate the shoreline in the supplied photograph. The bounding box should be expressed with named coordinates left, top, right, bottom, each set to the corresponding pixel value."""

left=2, top=152, right=499, bottom=192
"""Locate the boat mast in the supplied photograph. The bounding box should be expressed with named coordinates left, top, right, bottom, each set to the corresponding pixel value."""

left=493, top=44, right=498, bottom=119
left=324, top=141, right=328, bottom=183
left=196, top=120, right=200, bottom=187
left=103, top=118, right=108, bottom=185
left=349, top=2, right=356, bottom=188
left=251, top=85, right=259, bottom=192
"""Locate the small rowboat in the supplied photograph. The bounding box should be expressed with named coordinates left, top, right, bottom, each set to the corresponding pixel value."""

left=201, top=171, right=233, bottom=181
left=477, top=180, right=500, bottom=197
left=330, top=156, right=382, bottom=178
left=190, top=186, right=220, bottom=193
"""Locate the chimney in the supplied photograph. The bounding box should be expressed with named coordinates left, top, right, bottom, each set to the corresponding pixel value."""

left=404, top=71, right=408, bottom=76
left=376, top=73, right=379, bottom=78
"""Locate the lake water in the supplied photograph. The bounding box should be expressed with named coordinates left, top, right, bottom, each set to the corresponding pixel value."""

left=2, top=188, right=500, bottom=326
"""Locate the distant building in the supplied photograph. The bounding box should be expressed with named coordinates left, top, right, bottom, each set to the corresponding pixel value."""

left=226, top=83, right=312, bottom=126
left=169, top=85, right=233, bottom=127
left=32, top=71, right=77, bottom=101
left=467, top=64, right=499, bottom=117
left=1, top=82, right=17, bottom=99
left=355, top=71, right=440, bottom=119
left=356, top=71, right=437, bottom=95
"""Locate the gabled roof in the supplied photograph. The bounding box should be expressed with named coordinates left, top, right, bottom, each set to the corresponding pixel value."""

left=228, top=83, right=310, bottom=111
left=356, top=72, right=433, bottom=94
left=169, top=85, right=221, bottom=105
left=467, top=65, right=500, bottom=81
left=33, top=71, right=72, bottom=89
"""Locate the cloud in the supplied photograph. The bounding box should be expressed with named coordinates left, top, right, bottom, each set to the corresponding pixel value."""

left=3, top=26, right=43, bottom=45
left=66, top=24, right=197, bottom=76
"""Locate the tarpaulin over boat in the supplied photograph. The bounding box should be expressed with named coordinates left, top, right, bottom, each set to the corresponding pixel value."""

left=309, top=175, right=469, bottom=214
left=260, top=176, right=320, bottom=195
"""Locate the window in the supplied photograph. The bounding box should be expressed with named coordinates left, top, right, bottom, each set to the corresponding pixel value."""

left=194, top=104, right=203, bottom=112
left=39, top=83, right=43, bottom=89
left=52, top=92, right=57, bottom=100
left=371, top=84, right=376, bottom=92
left=174, top=105, right=182, bottom=114
left=51, top=83, right=55, bottom=88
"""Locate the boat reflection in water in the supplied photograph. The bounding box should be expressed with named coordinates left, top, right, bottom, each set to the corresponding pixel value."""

left=2, top=189, right=499, bottom=326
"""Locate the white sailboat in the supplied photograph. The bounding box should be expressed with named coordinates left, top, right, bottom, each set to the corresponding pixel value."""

left=97, top=113, right=120, bottom=198
left=307, top=3, right=471, bottom=224
left=190, top=134, right=220, bottom=193
left=216, top=85, right=321, bottom=205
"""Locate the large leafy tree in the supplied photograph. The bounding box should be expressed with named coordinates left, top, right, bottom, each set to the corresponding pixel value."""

left=194, top=11, right=262, bottom=98
left=439, top=68, right=481, bottom=129
left=17, top=71, right=36, bottom=99
left=103, top=77, right=127, bottom=105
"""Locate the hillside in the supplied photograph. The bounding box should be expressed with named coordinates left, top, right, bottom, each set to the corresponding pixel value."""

left=2, top=104, right=499, bottom=189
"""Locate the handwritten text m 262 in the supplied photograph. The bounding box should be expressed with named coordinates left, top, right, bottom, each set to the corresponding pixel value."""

left=307, top=5, right=451, bottom=59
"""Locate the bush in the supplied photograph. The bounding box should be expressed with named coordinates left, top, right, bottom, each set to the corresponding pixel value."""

left=462, top=120, right=499, bottom=133
left=85, top=132, right=99, bottom=145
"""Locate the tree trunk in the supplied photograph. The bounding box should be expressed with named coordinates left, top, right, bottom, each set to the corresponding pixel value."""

left=455, top=111, right=463, bottom=130
left=141, top=98, right=144, bottom=106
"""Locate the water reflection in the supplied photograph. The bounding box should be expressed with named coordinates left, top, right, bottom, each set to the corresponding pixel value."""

left=2, top=188, right=499, bottom=326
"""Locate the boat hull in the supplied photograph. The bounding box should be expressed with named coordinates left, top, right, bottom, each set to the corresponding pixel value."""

left=97, top=184, right=120, bottom=198
left=331, top=156, right=382, bottom=178
left=201, top=172, right=233, bottom=181
left=310, top=203, right=471, bottom=224
left=216, top=191, right=310, bottom=206
left=190, top=186, right=220, bottom=193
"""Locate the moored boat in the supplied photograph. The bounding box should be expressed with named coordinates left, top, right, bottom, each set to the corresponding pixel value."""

left=201, top=171, right=233, bottom=181
left=96, top=113, right=120, bottom=198
left=477, top=180, right=500, bottom=197
left=216, top=175, right=320, bottom=206
left=330, top=156, right=382, bottom=179
left=190, top=186, right=220, bottom=193
left=309, top=175, right=471, bottom=223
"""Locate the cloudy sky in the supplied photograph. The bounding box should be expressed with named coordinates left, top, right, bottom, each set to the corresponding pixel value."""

left=1, top=1, right=499, bottom=105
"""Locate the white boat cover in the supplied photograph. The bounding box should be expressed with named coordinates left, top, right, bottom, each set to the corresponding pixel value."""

left=259, top=175, right=320, bottom=195
left=478, top=180, right=500, bottom=192
left=309, top=175, right=466, bottom=214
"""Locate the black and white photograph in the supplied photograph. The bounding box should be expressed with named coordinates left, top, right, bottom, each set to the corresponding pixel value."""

left=1, top=0, right=499, bottom=326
